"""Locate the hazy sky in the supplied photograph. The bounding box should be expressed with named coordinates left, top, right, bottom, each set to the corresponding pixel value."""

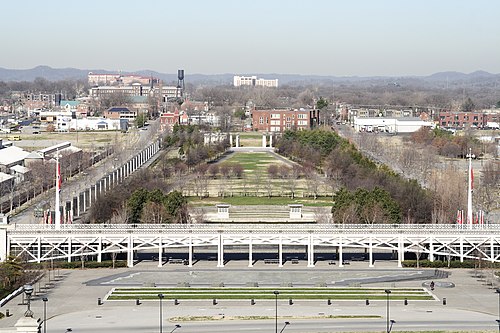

left=2, top=0, right=499, bottom=76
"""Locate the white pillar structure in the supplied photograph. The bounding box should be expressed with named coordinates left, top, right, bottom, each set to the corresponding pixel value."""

left=262, top=134, right=266, bottom=147
left=248, top=235, right=253, bottom=267
left=97, top=236, right=102, bottom=262
left=278, top=235, right=283, bottom=267
left=217, top=233, right=224, bottom=267
left=158, top=236, right=163, bottom=267
left=460, top=236, right=464, bottom=262
left=67, top=238, right=72, bottom=262
left=188, top=236, right=193, bottom=267
left=127, top=235, right=134, bottom=268
left=307, top=234, right=314, bottom=267
left=369, top=237, right=374, bottom=267
left=466, top=148, right=475, bottom=229
left=397, top=236, right=403, bottom=268
left=229, top=134, right=233, bottom=147
left=269, top=134, right=273, bottom=147
left=235, top=135, right=240, bottom=148
left=338, top=238, right=343, bottom=268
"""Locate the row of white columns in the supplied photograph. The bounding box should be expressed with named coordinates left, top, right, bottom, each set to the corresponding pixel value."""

left=150, top=235, right=459, bottom=269
left=10, top=228, right=480, bottom=268
left=68, top=140, right=160, bottom=219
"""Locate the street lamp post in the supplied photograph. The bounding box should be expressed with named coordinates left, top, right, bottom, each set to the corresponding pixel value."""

left=274, top=291, right=279, bottom=333
left=496, top=289, right=500, bottom=332
left=42, top=297, right=48, bottom=333
left=158, top=293, right=164, bottom=333
left=170, top=324, right=181, bottom=333
left=279, top=321, right=290, bottom=333
left=385, top=289, right=391, bottom=333
left=23, top=285, right=34, bottom=317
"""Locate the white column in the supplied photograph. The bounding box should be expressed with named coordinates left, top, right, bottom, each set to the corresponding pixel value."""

left=188, top=236, right=193, bottom=267
left=429, top=237, right=434, bottom=262
left=127, top=235, right=134, bottom=268
left=230, top=134, right=233, bottom=147
left=459, top=236, right=464, bottom=263
left=491, top=236, right=495, bottom=263
left=369, top=237, right=374, bottom=268
left=158, top=236, right=163, bottom=267
left=67, top=237, right=72, bottom=263
left=217, top=233, right=224, bottom=267
left=269, top=135, right=273, bottom=147
left=82, top=190, right=86, bottom=212
left=97, top=236, right=102, bottom=262
left=76, top=195, right=80, bottom=217
left=248, top=235, right=253, bottom=267
left=278, top=235, right=283, bottom=267
left=397, top=236, right=403, bottom=268
left=236, top=135, right=240, bottom=148
left=307, top=234, right=315, bottom=267
left=338, top=237, right=343, bottom=268
left=37, top=237, right=41, bottom=263
left=262, top=134, right=266, bottom=147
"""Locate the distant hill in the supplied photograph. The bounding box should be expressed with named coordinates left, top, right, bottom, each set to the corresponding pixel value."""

left=0, top=65, right=498, bottom=86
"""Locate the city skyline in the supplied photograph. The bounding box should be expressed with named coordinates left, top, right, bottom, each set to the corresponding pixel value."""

left=1, top=0, right=499, bottom=76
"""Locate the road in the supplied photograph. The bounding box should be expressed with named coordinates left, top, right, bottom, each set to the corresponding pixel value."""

left=9, top=122, right=159, bottom=225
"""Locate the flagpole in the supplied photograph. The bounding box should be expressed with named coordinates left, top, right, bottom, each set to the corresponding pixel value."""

left=55, top=151, right=61, bottom=230
left=466, top=148, right=474, bottom=230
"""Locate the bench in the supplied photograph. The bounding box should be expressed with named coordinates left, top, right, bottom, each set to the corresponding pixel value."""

left=328, top=261, right=336, bottom=265
left=169, top=259, right=186, bottom=264
left=264, top=259, right=280, bottom=264
left=291, top=259, right=299, bottom=264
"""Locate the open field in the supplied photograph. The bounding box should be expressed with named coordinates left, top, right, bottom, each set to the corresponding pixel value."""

left=9, top=129, right=135, bottom=151
left=185, top=151, right=332, bottom=199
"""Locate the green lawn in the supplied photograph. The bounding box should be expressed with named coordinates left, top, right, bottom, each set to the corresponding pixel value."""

left=107, top=287, right=434, bottom=301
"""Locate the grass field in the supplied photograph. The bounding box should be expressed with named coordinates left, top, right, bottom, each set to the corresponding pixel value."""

left=185, top=151, right=333, bottom=199
left=107, top=287, right=434, bottom=301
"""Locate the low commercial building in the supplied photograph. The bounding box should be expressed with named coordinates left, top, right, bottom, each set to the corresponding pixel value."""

left=57, top=117, right=128, bottom=132
left=353, top=117, right=433, bottom=133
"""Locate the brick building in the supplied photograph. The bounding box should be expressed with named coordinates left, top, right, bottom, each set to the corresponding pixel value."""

left=438, top=111, right=488, bottom=129
left=251, top=108, right=320, bottom=132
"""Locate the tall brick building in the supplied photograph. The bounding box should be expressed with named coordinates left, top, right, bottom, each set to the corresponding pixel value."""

left=251, top=108, right=320, bottom=132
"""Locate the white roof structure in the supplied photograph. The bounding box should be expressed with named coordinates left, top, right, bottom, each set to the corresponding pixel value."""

left=0, top=146, right=30, bottom=167
left=38, top=142, right=72, bottom=157
left=11, top=165, right=29, bottom=174
left=0, top=171, right=14, bottom=183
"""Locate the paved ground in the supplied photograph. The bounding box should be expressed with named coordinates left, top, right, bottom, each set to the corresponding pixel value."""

left=1, top=259, right=500, bottom=332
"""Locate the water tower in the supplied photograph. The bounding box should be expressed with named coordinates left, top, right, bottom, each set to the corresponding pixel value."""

left=176, top=69, right=185, bottom=98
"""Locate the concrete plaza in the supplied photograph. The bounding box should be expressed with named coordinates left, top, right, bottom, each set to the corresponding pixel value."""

left=1, top=259, right=500, bottom=332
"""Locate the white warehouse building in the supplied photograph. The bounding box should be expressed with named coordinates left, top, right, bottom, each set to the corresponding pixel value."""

left=353, top=117, right=433, bottom=133
left=233, top=75, right=278, bottom=88
left=56, top=117, right=128, bottom=132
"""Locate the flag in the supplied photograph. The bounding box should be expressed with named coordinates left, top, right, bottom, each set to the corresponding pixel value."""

left=471, top=167, right=474, bottom=190
left=56, top=161, right=62, bottom=192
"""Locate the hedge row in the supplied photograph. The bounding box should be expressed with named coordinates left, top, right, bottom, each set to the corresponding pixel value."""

left=402, top=260, right=500, bottom=269
left=27, top=260, right=127, bottom=270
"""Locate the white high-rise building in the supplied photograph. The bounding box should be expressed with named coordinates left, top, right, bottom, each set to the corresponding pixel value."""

left=233, top=75, right=278, bottom=88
